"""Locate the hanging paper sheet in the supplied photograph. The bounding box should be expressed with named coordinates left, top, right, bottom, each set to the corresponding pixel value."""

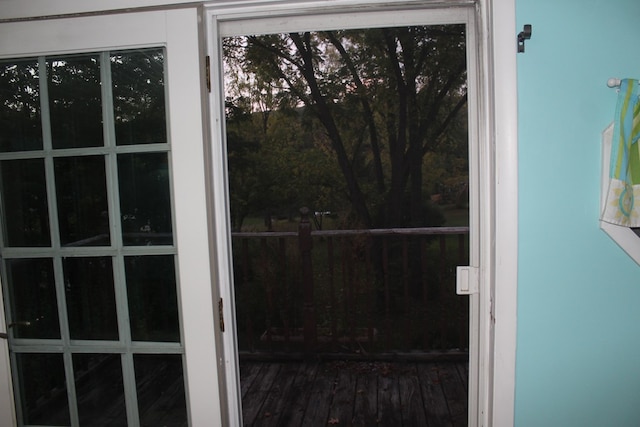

left=601, top=78, right=640, bottom=227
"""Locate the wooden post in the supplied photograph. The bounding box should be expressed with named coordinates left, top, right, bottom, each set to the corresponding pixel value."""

left=299, top=207, right=317, bottom=356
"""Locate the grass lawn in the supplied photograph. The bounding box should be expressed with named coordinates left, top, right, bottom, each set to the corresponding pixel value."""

left=237, top=205, right=469, bottom=232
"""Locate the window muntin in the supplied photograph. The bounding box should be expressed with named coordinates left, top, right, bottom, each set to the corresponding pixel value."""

left=0, top=47, right=186, bottom=426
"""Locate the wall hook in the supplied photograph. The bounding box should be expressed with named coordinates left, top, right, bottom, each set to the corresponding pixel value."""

left=517, top=24, right=532, bottom=53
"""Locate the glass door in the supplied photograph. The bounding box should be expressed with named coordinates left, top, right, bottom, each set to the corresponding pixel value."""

left=0, top=9, right=224, bottom=427
left=207, top=4, right=482, bottom=425
left=0, top=48, right=186, bottom=426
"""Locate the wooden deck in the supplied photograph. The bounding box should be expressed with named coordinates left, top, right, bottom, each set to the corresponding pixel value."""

left=240, top=360, right=468, bottom=426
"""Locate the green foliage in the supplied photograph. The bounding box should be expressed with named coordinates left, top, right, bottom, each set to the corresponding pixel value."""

left=224, top=25, right=469, bottom=229
left=225, top=96, right=346, bottom=230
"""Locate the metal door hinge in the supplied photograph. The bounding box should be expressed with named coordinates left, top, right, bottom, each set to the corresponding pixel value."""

left=205, top=55, right=211, bottom=93
left=218, top=297, right=225, bottom=332
left=456, top=266, right=479, bottom=295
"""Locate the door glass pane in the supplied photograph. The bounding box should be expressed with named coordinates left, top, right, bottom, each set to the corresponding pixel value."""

left=55, top=155, right=110, bottom=246
left=73, top=353, right=126, bottom=425
left=0, top=59, right=42, bottom=152
left=118, top=152, right=173, bottom=246
left=15, top=353, right=70, bottom=426
left=63, top=257, right=118, bottom=340
left=1, top=45, right=183, bottom=427
left=6, top=258, right=60, bottom=339
left=134, top=354, right=187, bottom=426
left=112, top=49, right=167, bottom=146
left=0, top=158, right=50, bottom=247
left=126, top=255, right=179, bottom=342
left=48, top=54, right=103, bottom=149
left=225, top=22, right=471, bottom=423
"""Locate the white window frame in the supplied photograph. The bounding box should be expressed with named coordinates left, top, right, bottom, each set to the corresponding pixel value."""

left=204, top=1, right=518, bottom=426
left=0, top=8, right=225, bottom=426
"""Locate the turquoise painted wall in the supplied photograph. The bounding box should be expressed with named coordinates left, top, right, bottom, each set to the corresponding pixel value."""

left=516, top=0, right=640, bottom=426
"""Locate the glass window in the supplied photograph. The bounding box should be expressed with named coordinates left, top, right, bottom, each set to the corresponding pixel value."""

left=0, top=158, right=50, bottom=247
left=54, top=155, right=110, bottom=247
left=5, top=258, right=60, bottom=339
left=0, top=59, right=42, bottom=152
left=118, top=152, right=173, bottom=246
left=63, top=257, right=118, bottom=341
left=48, top=54, right=103, bottom=149
left=15, top=353, right=70, bottom=426
left=134, top=354, right=187, bottom=426
left=2, top=46, right=181, bottom=427
left=112, top=49, right=167, bottom=146
left=73, top=353, right=127, bottom=425
left=126, top=255, right=179, bottom=342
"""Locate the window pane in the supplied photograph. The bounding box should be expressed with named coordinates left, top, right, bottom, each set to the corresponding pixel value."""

left=6, top=258, right=60, bottom=339
left=112, top=48, right=167, bottom=146
left=15, top=353, right=70, bottom=426
left=63, top=257, right=118, bottom=340
left=118, top=153, right=173, bottom=246
left=0, top=59, right=42, bottom=152
left=55, top=155, right=110, bottom=246
left=48, top=54, right=103, bottom=149
left=126, top=255, right=179, bottom=342
left=73, top=353, right=126, bottom=426
left=134, top=354, right=187, bottom=427
left=0, top=158, right=50, bottom=247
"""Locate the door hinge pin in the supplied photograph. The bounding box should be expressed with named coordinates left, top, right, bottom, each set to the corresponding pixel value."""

left=218, top=297, right=225, bottom=332
left=206, top=55, right=211, bottom=93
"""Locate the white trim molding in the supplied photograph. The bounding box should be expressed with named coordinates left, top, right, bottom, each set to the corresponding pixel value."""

left=486, top=0, right=518, bottom=425
left=0, top=0, right=476, bottom=22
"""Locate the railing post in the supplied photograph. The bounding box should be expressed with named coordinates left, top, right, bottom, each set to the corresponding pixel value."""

left=299, top=207, right=317, bottom=355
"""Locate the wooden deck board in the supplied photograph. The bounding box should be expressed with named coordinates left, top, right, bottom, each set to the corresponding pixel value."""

left=243, top=363, right=281, bottom=425
left=397, top=364, right=428, bottom=426
left=377, top=367, right=401, bottom=426
left=327, top=366, right=356, bottom=425
left=352, top=369, right=378, bottom=426
left=438, top=363, right=468, bottom=427
left=418, top=363, right=454, bottom=427
left=276, top=362, right=319, bottom=427
left=240, top=360, right=468, bottom=427
left=300, top=364, right=338, bottom=426
left=253, top=363, right=301, bottom=427
left=240, top=363, right=264, bottom=399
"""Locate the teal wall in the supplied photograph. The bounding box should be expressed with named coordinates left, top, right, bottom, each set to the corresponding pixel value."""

left=516, top=0, right=640, bottom=426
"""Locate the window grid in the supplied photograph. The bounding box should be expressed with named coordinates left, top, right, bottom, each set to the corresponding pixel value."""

left=0, top=49, right=183, bottom=427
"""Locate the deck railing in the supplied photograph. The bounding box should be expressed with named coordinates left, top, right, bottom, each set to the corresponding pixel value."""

left=232, top=208, right=469, bottom=360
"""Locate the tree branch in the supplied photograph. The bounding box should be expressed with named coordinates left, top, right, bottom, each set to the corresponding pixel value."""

left=248, top=35, right=304, bottom=70
left=423, top=91, right=467, bottom=156
left=325, top=30, right=386, bottom=193
left=290, top=32, right=373, bottom=227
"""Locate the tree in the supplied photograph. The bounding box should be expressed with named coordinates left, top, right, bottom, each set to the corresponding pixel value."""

left=0, top=59, right=42, bottom=152
left=224, top=93, right=345, bottom=231
left=224, top=25, right=468, bottom=229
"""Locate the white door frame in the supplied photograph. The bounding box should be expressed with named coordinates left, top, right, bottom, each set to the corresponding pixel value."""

left=203, top=1, right=518, bottom=426
left=0, top=8, right=225, bottom=426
